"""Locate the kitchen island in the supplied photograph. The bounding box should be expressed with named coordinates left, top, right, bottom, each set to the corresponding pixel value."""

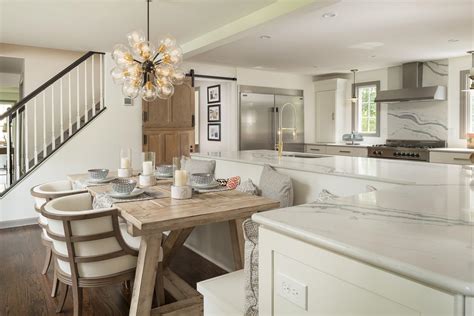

left=191, top=150, right=473, bottom=315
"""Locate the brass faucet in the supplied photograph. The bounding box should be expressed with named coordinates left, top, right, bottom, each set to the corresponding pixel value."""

left=277, top=103, right=297, bottom=159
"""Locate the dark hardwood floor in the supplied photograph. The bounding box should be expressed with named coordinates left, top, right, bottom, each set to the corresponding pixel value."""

left=0, top=225, right=227, bottom=316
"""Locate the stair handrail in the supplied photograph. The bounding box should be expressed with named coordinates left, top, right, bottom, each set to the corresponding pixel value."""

left=0, top=51, right=105, bottom=121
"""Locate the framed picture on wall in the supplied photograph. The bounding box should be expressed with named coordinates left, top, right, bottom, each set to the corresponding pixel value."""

left=208, top=104, right=221, bottom=122
left=207, top=85, right=221, bottom=103
left=208, top=124, right=221, bottom=141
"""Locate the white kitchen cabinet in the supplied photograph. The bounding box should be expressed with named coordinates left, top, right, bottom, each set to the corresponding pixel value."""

left=326, top=145, right=368, bottom=157
left=259, top=227, right=463, bottom=316
left=304, top=144, right=327, bottom=154
left=314, top=78, right=347, bottom=143
left=430, top=151, right=473, bottom=165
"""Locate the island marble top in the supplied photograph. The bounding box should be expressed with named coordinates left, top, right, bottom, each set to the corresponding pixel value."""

left=192, top=150, right=471, bottom=185
left=192, top=150, right=474, bottom=296
left=253, top=184, right=474, bottom=296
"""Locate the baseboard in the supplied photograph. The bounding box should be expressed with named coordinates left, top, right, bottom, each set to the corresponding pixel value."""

left=183, top=242, right=234, bottom=273
left=0, top=217, right=37, bottom=229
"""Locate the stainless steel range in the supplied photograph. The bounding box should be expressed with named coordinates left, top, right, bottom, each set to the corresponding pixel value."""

left=368, top=139, right=446, bottom=162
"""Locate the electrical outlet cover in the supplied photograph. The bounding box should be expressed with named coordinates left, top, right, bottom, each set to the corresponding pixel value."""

left=276, top=272, right=308, bottom=310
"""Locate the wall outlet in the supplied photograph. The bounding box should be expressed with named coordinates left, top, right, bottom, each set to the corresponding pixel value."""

left=276, top=272, right=308, bottom=310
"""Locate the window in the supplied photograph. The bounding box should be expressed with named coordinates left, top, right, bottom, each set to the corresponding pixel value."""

left=460, top=70, right=474, bottom=137
left=352, top=81, right=380, bottom=136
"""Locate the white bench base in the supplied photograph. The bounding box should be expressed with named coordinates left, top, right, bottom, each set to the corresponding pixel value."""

left=197, top=269, right=245, bottom=316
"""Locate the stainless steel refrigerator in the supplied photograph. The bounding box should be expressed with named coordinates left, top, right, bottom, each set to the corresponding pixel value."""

left=239, top=86, right=304, bottom=151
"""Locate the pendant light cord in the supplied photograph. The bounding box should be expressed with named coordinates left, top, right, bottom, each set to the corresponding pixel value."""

left=147, top=0, right=150, bottom=42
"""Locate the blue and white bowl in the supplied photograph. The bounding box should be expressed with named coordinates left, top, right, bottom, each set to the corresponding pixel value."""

left=88, top=169, right=109, bottom=180
left=111, top=178, right=137, bottom=195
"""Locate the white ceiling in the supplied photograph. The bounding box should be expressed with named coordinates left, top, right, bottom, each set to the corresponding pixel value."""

left=0, top=0, right=275, bottom=52
left=188, top=0, right=474, bottom=74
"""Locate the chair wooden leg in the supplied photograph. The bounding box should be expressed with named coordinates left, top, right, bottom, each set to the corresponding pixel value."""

left=56, top=282, right=68, bottom=313
left=41, top=246, right=52, bottom=275
left=51, top=270, right=59, bottom=298
left=155, top=262, right=165, bottom=307
left=72, top=285, right=83, bottom=316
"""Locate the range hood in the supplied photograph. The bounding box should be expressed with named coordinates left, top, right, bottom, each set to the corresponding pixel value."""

left=374, top=62, right=446, bottom=103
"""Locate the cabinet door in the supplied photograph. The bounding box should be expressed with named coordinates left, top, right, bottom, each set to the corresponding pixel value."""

left=316, top=90, right=336, bottom=142
left=145, top=130, right=194, bottom=165
left=143, top=77, right=195, bottom=129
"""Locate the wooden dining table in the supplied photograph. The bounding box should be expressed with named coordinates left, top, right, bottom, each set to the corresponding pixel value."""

left=67, top=173, right=279, bottom=316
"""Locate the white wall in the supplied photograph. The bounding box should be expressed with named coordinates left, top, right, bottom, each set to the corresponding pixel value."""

left=195, top=79, right=238, bottom=153
left=0, top=43, right=84, bottom=95
left=0, top=54, right=143, bottom=224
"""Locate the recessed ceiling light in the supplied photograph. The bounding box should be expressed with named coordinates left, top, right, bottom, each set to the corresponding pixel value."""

left=370, top=55, right=376, bottom=58
left=322, top=12, right=336, bottom=18
left=259, top=35, right=271, bottom=40
left=448, top=39, right=459, bottom=42
left=312, top=65, right=318, bottom=68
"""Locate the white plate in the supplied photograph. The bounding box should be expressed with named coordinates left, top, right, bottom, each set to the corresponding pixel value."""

left=192, top=181, right=220, bottom=189
left=88, top=176, right=116, bottom=184
left=155, top=173, right=173, bottom=179
left=107, top=188, right=145, bottom=199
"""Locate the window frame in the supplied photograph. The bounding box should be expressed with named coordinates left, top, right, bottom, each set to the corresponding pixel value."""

left=459, top=69, right=472, bottom=138
left=351, top=81, right=381, bottom=137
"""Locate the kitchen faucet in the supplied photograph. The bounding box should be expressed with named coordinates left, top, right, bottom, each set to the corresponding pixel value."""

left=277, top=102, right=297, bottom=158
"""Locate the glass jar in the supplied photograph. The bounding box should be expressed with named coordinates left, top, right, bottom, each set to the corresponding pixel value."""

left=120, top=148, right=132, bottom=169
left=142, top=152, right=155, bottom=176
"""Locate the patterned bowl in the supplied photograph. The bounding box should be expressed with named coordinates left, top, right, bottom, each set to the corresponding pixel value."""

left=191, top=173, right=215, bottom=185
left=88, top=169, right=109, bottom=180
left=111, top=178, right=137, bottom=195
left=156, top=164, right=173, bottom=176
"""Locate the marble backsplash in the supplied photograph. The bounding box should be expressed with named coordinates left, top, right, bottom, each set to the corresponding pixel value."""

left=387, top=60, right=448, bottom=141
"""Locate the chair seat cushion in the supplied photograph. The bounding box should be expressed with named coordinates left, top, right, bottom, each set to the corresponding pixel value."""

left=119, top=223, right=163, bottom=261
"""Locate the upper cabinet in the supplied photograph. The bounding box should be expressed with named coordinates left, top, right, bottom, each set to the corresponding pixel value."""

left=314, top=78, right=347, bottom=143
left=143, top=77, right=195, bottom=128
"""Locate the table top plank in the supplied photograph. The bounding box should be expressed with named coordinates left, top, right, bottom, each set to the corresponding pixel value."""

left=69, top=172, right=279, bottom=236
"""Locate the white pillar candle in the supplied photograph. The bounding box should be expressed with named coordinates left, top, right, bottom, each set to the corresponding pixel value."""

left=142, top=161, right=153, bottom=176
left=120, top=158, right=131, bottom=169
left=174, top=170, right=188, bottom=187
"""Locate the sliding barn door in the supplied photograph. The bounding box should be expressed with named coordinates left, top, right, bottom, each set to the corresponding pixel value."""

left=142, top=77, right=195, bottom=164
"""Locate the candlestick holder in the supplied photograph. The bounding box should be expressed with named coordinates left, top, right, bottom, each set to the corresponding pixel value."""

left=118, top=148, right=133, bottom=178
left=140, top=152, right=156, bottom=187
left=171, top=168, right=191, bottom=199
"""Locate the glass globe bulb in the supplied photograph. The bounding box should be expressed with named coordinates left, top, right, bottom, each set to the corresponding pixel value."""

left=122, top=81, right=140, bottom=99
left=155, top=63, right=174, bottom=77
left=133, top=41, right=156, bottom=61
left=112, top=44, right=134, bottom=69
left=110, top=67, right=127, bottom=85
left=126, top=63, right=143, bottom=79
left=170, top=69, right=185, bottom=85
left=127, top=30, right=146, bottom=48
left=164, top=46, right=183, bottom=65
left=156, top=75, right=171, bottom=87
left=157, top=83, right=174, bottom=99
left=141, top=81, right=158, bottom=102
left=159, top=35, right=177, bottom=51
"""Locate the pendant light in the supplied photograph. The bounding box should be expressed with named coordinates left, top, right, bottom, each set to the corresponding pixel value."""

left=351, top=69, right=358, bottom=103
left=462, top=50, right=474, bottom=92
left=110, top=0, right=185, bottom=101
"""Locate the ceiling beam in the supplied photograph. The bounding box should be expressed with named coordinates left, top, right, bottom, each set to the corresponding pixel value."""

left=182, top=0, right=339, bottom=58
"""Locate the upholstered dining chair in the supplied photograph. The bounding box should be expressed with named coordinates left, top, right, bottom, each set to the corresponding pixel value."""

left=41, top=193, right=164, bottom=316
left=30, top=180, right=87, bottom=297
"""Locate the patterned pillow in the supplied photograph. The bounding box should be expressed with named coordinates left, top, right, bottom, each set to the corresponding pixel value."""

left=258, top=165, right=293, bottom=208
left=242, top=219, right=259, bottom=316
left=236, top=179, right=259, bottom=195
left=180, top=157, right=216, bottom=175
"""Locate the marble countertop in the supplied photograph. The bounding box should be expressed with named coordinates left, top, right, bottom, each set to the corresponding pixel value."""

left=253, top=184, right=474, bottom=296
left=192, top=150, right=470, bottom=185
left=430, top=147, right=474, bottom=153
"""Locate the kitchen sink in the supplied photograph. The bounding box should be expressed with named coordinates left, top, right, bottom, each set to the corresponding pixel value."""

left=282, top=154, right=327, bottom=159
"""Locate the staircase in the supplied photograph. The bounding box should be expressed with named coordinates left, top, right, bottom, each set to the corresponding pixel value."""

left=0, top=51, right=106, bottom=196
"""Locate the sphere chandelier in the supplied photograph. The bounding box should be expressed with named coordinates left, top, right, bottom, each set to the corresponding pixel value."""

left=110, top=0, right=185, bottom=101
